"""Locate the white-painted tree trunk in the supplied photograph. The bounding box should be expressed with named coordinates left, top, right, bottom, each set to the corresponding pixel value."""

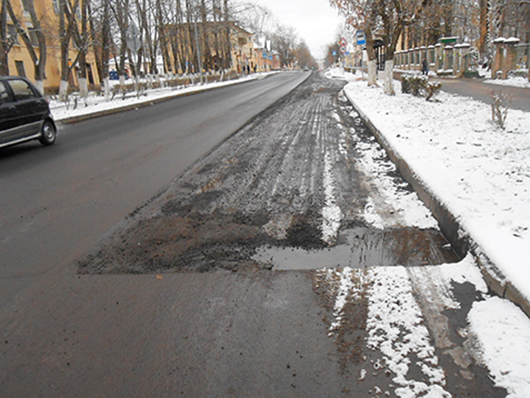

left=103, top=77, right=110, bottom=101
left=383, top=59, right=395, bottom=95
left=367, top=60, right=377, bottom=86
left=59, top=80, right=69, bottom=102
left=34, top=80, right=44, bottom=95
left=79, top=77, right=88, bottom=99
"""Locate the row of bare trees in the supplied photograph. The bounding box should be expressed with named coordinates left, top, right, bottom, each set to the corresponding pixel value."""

left=0, top=0, right=243, bottom=100
left=330, top=0, right=530, bottom=94
left=0, top=0, right=319, bottom=100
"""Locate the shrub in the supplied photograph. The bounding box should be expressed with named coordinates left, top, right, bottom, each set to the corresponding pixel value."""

left=401, top=73, right=442, bottom=101
left=490, top=90, right=512, bottom=129
left=401, top=74, right=428, bottom=96
left=508, top=70, right=528, bottom=79
left=425, top=82, right=442, bottom=101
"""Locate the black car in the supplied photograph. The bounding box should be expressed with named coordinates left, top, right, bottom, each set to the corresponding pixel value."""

left=0, top=76, right=57, bottom=149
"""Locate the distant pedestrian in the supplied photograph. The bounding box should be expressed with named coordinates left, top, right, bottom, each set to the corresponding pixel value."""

left=421, top=58, right=429, bottom=76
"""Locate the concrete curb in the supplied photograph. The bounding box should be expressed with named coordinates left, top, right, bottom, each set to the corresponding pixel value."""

left=345, top=91, right=530, bottom=318
left=55, top=76, right=262, bottom=125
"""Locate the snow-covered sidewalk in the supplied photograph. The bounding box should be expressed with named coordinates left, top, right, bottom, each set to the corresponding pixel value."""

left=339, top=70, right=530, bottom=311
left=50, top=73, right=272, bottom=122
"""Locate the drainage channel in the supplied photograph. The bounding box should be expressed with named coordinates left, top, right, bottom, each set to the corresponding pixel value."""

left=253, top=227, right=460, bottom=271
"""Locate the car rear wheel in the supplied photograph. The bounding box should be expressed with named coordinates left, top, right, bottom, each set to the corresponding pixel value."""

left=39, top=120, right=56, bottom=146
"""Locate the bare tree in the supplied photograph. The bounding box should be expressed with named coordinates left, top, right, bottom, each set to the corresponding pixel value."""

left=271, top=23, right=297, bottom=68
left=330, top=0, right=380, bottom=86
left=0, top=0, right=14, bottom=75
left=6, top=0, right=47, bottom=92
left=90, top=0, right=112, bottom=99
left=111, top=0, right=131, bottom=86
left=58, top=0, right=81, bottom=101
left=295, top=40, right=317, bottom=69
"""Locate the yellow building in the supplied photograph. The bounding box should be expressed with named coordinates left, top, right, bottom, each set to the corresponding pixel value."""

left=6, top=0, right=100, bottom=92
left=230, top=24, right=254, bottom=74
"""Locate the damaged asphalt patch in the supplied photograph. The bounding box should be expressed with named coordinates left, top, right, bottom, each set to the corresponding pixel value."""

left=79, top=72, right=458, bottom=275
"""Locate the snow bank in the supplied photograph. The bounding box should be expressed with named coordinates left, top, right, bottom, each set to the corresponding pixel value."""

left=49, top=73, right=272, bottom=122
left=485, top=76, right=530, bottom=89
left=343, top=77, right=530, bottom=304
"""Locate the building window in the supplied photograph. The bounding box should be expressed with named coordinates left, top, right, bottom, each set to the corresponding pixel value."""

left=15, top=60, right=26, bottom=77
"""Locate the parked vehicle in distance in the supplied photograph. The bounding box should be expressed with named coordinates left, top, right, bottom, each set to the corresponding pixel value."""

left=0, top=76, right=57, bottom=149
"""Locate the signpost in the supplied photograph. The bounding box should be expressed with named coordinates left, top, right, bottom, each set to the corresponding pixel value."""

left=126, top=22, right=142, bottom=53
left=356, top=31, right=366, bottom=46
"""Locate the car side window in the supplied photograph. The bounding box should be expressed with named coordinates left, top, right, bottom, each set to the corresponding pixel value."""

left=0, top=81, right=11, bottom=104
left=7, top=79, right=37, bottom=101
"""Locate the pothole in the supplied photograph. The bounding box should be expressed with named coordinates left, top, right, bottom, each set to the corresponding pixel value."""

left=253, top=227, right=460, bottom=271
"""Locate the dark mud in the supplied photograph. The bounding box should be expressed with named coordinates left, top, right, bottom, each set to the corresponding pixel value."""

left=79, top=72, right=458, bottom=275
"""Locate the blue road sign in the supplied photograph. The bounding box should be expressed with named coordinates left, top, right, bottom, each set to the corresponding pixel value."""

left=356, top=31, right=366, bottom=45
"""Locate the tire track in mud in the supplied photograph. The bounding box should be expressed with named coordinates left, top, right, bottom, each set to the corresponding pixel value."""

left=79, top=74, right=354, bottom=274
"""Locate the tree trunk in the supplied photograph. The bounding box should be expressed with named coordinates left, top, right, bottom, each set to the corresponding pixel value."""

left=199, top=0, right=211, bottom=71
left=478, top=0, right=488, bottom=58
left=102, top=4, right=110, bottom=99
left=223, top=0, right=231, bottom=70
left=58, top=0, right=73, bottom=101
left=383, top=59, right=394, bottom=95
left=6, top=0, right=46, bottom=88
left=365, top=30, right=377, bottom=86
left=0, top=0, right=10, bottom=76
left=78, top=0, right=88, bottom=98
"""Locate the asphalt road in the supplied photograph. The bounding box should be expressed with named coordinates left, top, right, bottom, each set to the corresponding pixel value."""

left=0, top=71, right=308, bottom=302
left=0, top=72, right=507, bottom=397
left=434, top=77, right=530, bottom=112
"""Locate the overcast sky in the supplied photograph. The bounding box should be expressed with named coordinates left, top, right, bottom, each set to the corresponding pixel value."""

left=253, top=0, right=344, bottom=59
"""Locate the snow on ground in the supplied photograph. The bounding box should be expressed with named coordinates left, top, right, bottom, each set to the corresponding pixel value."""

left=49, top=73, right=272, bottom=122
left=468, top=296, right=530, bottom=397
left=322, top=254, right=530, bottom=397
left=340, top=71, right=530, bottom=304
left=352, top=125, right=438, bottom=230
left=484, top=75, right=530, bottom=89
left=324, top=67, right=530, bottom=397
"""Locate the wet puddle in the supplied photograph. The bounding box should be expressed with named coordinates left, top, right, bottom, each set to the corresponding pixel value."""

left=253, top=227, right=460, bottom=271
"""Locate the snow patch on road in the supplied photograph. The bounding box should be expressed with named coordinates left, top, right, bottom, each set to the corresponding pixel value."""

left=325, top=267, right=363, bottom=336
left=367, top=267, right=450, bottom=398
left=362, top=197, right=384, bottom=229
left=355, top=133, right=438, bottom=229
left=468, top=297, right=530, bottom=398
left=322, top=152, right=342, bottom=245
